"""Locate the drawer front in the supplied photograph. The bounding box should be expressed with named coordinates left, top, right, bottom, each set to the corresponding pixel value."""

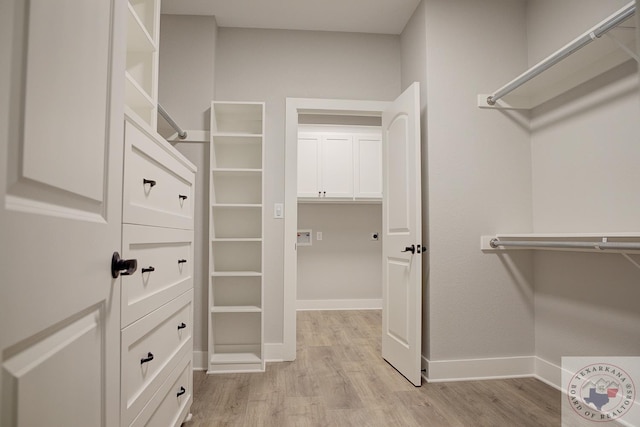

left=121, top=291, right=193, bottom=424
left=130, top=352, right=193, bottom=427
left=122, top=224, right=193, bottom=327
left=124, top=121, right=195, bottom=229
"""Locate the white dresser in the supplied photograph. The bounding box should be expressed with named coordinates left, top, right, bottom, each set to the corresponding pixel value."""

left=120, top=114, right=196, bottom=426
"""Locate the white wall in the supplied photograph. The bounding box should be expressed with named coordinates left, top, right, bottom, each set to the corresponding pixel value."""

left=526, top=0, right=640, bottom=384
left=297, top=203, right=382, bottom=307
left=214, top=28, right=401, bottom=344
left=417, top=0, right=535, bottom=373
left=158, top=15, right=217, bottom=354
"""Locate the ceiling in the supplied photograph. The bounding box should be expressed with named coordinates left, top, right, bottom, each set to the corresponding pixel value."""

left=160, top=0, right=421, bottom=35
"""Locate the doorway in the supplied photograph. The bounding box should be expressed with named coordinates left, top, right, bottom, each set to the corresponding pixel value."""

left=283, top=98, right=390, bottom=360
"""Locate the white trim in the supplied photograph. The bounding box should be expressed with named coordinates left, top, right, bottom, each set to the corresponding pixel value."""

left=533, top=356, right=564, bottom=391
left=424, top=356, right=535, bottom=383
left=192, top=350, right=208, bottom=371
left=284, top=98, right=391, bottom=363
left=296, top=299, right=382, bottom=311
left=264, top=343, right=285, bottom=362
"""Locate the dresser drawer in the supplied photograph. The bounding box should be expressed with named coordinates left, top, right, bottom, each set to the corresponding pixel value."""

left=130, top=352, right=193, bottom=427
left=122, top=224, right=193, bottom=327
left=124, top=120, right=195, bottom=230
left=121, top=291, right=193, bottom=425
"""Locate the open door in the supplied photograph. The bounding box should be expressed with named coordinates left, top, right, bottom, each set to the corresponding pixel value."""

left=381, top=82, right=422, bottom=386
left=0, top=0, right=124, bottom=424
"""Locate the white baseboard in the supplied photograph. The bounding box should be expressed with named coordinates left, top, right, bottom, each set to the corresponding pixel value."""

left=265, top=343, right=285, bottom=362
left=296, top=299, right=382, bottom=311
left=533, top=356, right=564, bottom=391
left=424, top=355, right=535, bottom=382
left=193, top=350, right=207, bottom=371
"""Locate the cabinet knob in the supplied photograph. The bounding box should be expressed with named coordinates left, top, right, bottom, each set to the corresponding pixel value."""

left=177, top=386, right=186, bottom=397
left=111, top=252, right=137, bottom=278
left=143, top=178, right=156, bottom=188
left=140, top=352, right=154, bottom=364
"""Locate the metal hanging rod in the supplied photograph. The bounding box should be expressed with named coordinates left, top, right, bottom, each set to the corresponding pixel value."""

left=489, top=238, right=640, bottom=251
left=158, top=103, right=187, bottom=139
left=486, top=2, right=636, bottom=106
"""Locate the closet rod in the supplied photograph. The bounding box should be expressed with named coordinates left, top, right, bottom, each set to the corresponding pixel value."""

left=486, top=2, right=636, bottom=106
left=158, top=103, right=187, bottom=139
left=489, top=239, right=640, bottom=251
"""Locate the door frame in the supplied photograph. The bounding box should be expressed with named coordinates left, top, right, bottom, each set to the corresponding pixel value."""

left=283, top=98, right=390, bottom=360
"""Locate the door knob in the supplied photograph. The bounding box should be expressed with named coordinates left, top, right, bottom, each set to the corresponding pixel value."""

left=111, top=252, right=138, bottom=278
left=401, top=244, right=415, bottom=254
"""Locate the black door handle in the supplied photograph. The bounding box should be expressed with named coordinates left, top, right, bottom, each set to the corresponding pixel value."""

left=178, top=259, right=187, bottom=264
left=179, top=194, right=188, bottom=201
left=401, top=244, right=415, bottom=254
left=177, top=386, right=186, bottom=397
left=140, top=352, right=154, bottom=364
left=143, top=178, right=156, bottom=187
left=177, top=322, right=186, bottom=330
left=111, top=252, right=137, bottom=278
left=141, top=266, right=155, bottom=274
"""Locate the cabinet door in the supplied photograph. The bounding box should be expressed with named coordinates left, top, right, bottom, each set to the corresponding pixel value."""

left=354, top=135, right=382, bottom=198
left=320, top=135, right=353, bottom=198
left=297, top=135, right=321, bottom=197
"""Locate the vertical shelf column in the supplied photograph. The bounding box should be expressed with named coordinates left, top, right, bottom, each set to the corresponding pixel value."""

left=125, top=0, right=159, bottom=128
left=208, top=102, right=265, bottom=373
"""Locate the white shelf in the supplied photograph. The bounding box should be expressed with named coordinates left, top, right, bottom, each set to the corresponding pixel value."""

left=209, top=101, right=265, bottom=374
left=211, top=271, right=262, bottom=277
left=126, top=3, right=156, bottom=52
left=211, top=306, right=262, bottom=313
left=210, top=350, right=262, bottom=365
left=481, top=232, right=640, bottom=253
left=478, top=2, right=637, bottom=110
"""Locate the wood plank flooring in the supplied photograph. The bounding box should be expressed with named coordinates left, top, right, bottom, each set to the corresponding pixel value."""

left=187, top=310, right=560, bottom=426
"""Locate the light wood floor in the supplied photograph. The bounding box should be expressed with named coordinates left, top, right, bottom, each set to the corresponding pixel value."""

left=187, top=310, right=560, bottom=426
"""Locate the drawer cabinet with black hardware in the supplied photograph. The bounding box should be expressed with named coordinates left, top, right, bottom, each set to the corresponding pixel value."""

left=121, top=115, right=196, bottom=426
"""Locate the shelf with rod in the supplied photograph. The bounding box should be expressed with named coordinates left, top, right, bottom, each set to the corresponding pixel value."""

left=478, top=2, right=637, bottom=110
left=481, top=232, right=640, bottom=254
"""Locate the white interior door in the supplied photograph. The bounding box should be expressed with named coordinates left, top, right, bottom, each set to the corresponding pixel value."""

left=381, top=82, right=422, bottom=386
left=0, top=0, right=124, bottom=425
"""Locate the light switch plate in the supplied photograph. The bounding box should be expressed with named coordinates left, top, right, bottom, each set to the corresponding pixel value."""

left=274, top=203, right=284, bottom=218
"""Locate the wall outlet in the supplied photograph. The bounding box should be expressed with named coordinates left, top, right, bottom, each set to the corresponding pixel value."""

left=371, top=232, right=379, bottom=241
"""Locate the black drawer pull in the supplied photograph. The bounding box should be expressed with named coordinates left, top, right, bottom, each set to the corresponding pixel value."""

left=143, top=178, right=156, bottom=187
left=141, top=266, right=155, bottom=274
left=179, top=194, right=188, bottom=201
left=178, top=259, right=187, bottom=264
left=177, top=386, right=186, bottom=397
left=178, top=322, right=186, bottom=330
left=140, top=352, right=154, bottom=364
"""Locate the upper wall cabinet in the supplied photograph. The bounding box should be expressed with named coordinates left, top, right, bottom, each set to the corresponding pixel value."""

left=478, top=2, right=637, bottom=110
left=298, top=129, right=382, bottom=202
left=125, top=0, right=160, bottom=128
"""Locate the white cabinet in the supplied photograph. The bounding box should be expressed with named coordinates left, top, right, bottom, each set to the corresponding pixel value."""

left=298, top=134, right=354, bottom=198
left=354, top=135, right=382, bottom=198
left=298, top=130, right=382, bottom=201
left=121, top=116, right=196, bottom=426
left=125, top=0, right=159, bottom=128
left=208, top=102, right=265, bottom=373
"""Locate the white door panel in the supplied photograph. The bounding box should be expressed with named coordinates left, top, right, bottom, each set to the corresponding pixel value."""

left=0, top=0, right=124, bottom=425
left=382, top=82, right=422, bottom=386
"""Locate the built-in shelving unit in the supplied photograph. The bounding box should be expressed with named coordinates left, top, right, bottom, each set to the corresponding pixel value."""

left=478, top=1, right=637, bottom=110
left=208, top=102, right=265, bottom=373
left=125, top=0, right=159, bottom=128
